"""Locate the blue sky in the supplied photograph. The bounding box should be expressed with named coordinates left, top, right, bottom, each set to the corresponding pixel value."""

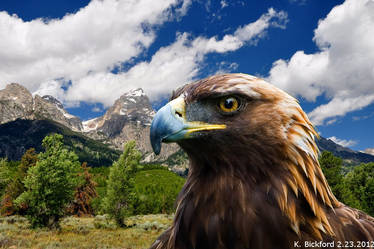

left=0, top=0, right=373, bottom=152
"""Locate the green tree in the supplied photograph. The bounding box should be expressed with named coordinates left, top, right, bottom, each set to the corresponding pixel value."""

left=102, top=141, right=141, bottom=227
left=319, top=151, right=344, bottom=200
left=1, top=148, right=38, bottom=216
left=133, top=169, right=185, bottom=214
left=342, top=163, right=374, bottom=216
left=15, top=134, right=82, bottom=228
left=0, top=158, right=18, bottom=198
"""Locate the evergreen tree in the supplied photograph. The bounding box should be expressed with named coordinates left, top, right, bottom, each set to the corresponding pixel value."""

left=342, top=163, right=374, bottom=216
left=67, top=162, right=98, bottom=216
left=319, top=151, right=344, bottom=200
left=15, top=134, right=82, bottom=228
left=0, top=158, right=18, bottom=198
left=102, top=141, right=141, bottom=227
left=1, top=148, right=38, bottom=216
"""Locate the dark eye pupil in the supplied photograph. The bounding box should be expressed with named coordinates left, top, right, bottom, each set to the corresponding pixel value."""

left=224, top=98, right=234, bottom=109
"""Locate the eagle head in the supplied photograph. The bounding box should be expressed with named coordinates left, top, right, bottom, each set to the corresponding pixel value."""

left=151, top=73, right=318, bottom=174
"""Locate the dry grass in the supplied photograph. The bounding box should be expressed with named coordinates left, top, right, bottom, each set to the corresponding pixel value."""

left=0, top=214, right=173, bottom=249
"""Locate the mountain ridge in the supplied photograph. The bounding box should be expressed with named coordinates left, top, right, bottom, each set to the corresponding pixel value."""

left=0, top=83, right=373, bottom=169
left=0, top=119, right=120, bottom=166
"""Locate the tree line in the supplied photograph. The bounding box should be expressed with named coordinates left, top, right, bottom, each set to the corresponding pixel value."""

left=0, top=133, right=372, bottom=229
left=0, top=134, right=185, bottom=228
left=319, top=151, right=374, bottom=216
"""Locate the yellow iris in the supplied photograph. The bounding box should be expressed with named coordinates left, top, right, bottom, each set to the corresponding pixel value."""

left=219, top=96, right=239, bottom=113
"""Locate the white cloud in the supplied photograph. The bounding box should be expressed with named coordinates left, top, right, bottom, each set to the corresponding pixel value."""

left=328, top=136, right=357, bottom=148
left=325, top=118, right=337, bottom=125
left=64, top=8, right=288, bottom=106
left=92, top=106, right=103, bottom=113
left=352, top=112, right=374, bottom=121
left=214, top=62, right=239, bottom=75
left=0, top=0, right=190, bottom=95
left=0, top=2, right=287, bottom=108
left=267, top=0, right=374, bottom=125
left=33, top=79, right=67, bottom=102
left=309, top=94, right=374, bottom=126
left=220, top=0, right=228, bottom=9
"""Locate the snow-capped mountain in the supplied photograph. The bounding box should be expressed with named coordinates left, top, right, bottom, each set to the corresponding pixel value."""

left=82, top=88, right=178, bottom=160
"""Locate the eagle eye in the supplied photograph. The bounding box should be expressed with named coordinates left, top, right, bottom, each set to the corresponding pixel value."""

left=218, top=96, right=241, bottom=114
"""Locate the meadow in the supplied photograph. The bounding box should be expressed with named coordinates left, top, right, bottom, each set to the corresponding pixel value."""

left=0, top=214, right=172, bottom=249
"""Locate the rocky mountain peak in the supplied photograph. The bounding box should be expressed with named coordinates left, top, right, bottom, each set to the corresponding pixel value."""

left=0, top=83, right=82, bottom=131
left=124, top=88, right=145, bottom=97
left=81, top=88, right=178, bottom=161
left=115, top=88, right=154, bottom=120
left=42, top=95, right=64, bottom=109
left=83, top=88, right=155, bottom=135
left=0, top=83, right=33, bottom=103
left=33, top=95, right=83, bottom=131
left=0, top=83, right=34, bottom=124
left=1, top=83, right=31, bottom=97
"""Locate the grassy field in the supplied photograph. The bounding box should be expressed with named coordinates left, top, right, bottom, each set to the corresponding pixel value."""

left=0, top=214, right=172, bottom=249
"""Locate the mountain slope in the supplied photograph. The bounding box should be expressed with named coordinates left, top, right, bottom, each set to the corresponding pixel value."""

left=316, top=136, right=374, bottom=165
left=82, top=88, right=179, bottom=161
left=0, top=119, right=120, bottom=166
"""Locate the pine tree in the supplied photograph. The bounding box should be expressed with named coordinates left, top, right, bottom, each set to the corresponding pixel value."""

left=67, top=162, right=98, bottom=216
left=0, top=148, right=38, bottom=216
left=0, top=158, right=18, bottom=198
left=319, top=151, right=344, bottom=200
left=342, top=163, right=374, bottom=216
left=15, top=134, right=82, bottom=228
left=102, top=141, right=141, bottom=227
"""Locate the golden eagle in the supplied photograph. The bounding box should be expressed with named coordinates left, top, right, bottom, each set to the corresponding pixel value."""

left=149, top=74, right=374, bottom=249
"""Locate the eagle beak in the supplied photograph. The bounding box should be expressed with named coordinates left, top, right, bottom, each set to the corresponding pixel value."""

left=150, top=95, right=226, bottom=155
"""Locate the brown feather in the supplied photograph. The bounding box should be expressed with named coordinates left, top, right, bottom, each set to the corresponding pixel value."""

left=150, top=73, right=374, bottom=249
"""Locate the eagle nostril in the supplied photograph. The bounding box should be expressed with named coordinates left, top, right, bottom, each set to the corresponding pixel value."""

left=175, top=110, right=183, bottom=118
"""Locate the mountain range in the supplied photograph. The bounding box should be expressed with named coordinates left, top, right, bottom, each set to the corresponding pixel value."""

left=0, top=83, right=373, bottom=172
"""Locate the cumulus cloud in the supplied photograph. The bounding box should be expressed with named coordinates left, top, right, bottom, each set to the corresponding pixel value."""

left=328, top=136, right=357, bottom=148
left=63, top=7, right=288, bottom=106
left=309, top=94, right=374, bottom=126
left=0, top=0, right=190, bottom=95
left=0, top=2, right=287, bottom=107
left=267, top=0, right=374, bottom=125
